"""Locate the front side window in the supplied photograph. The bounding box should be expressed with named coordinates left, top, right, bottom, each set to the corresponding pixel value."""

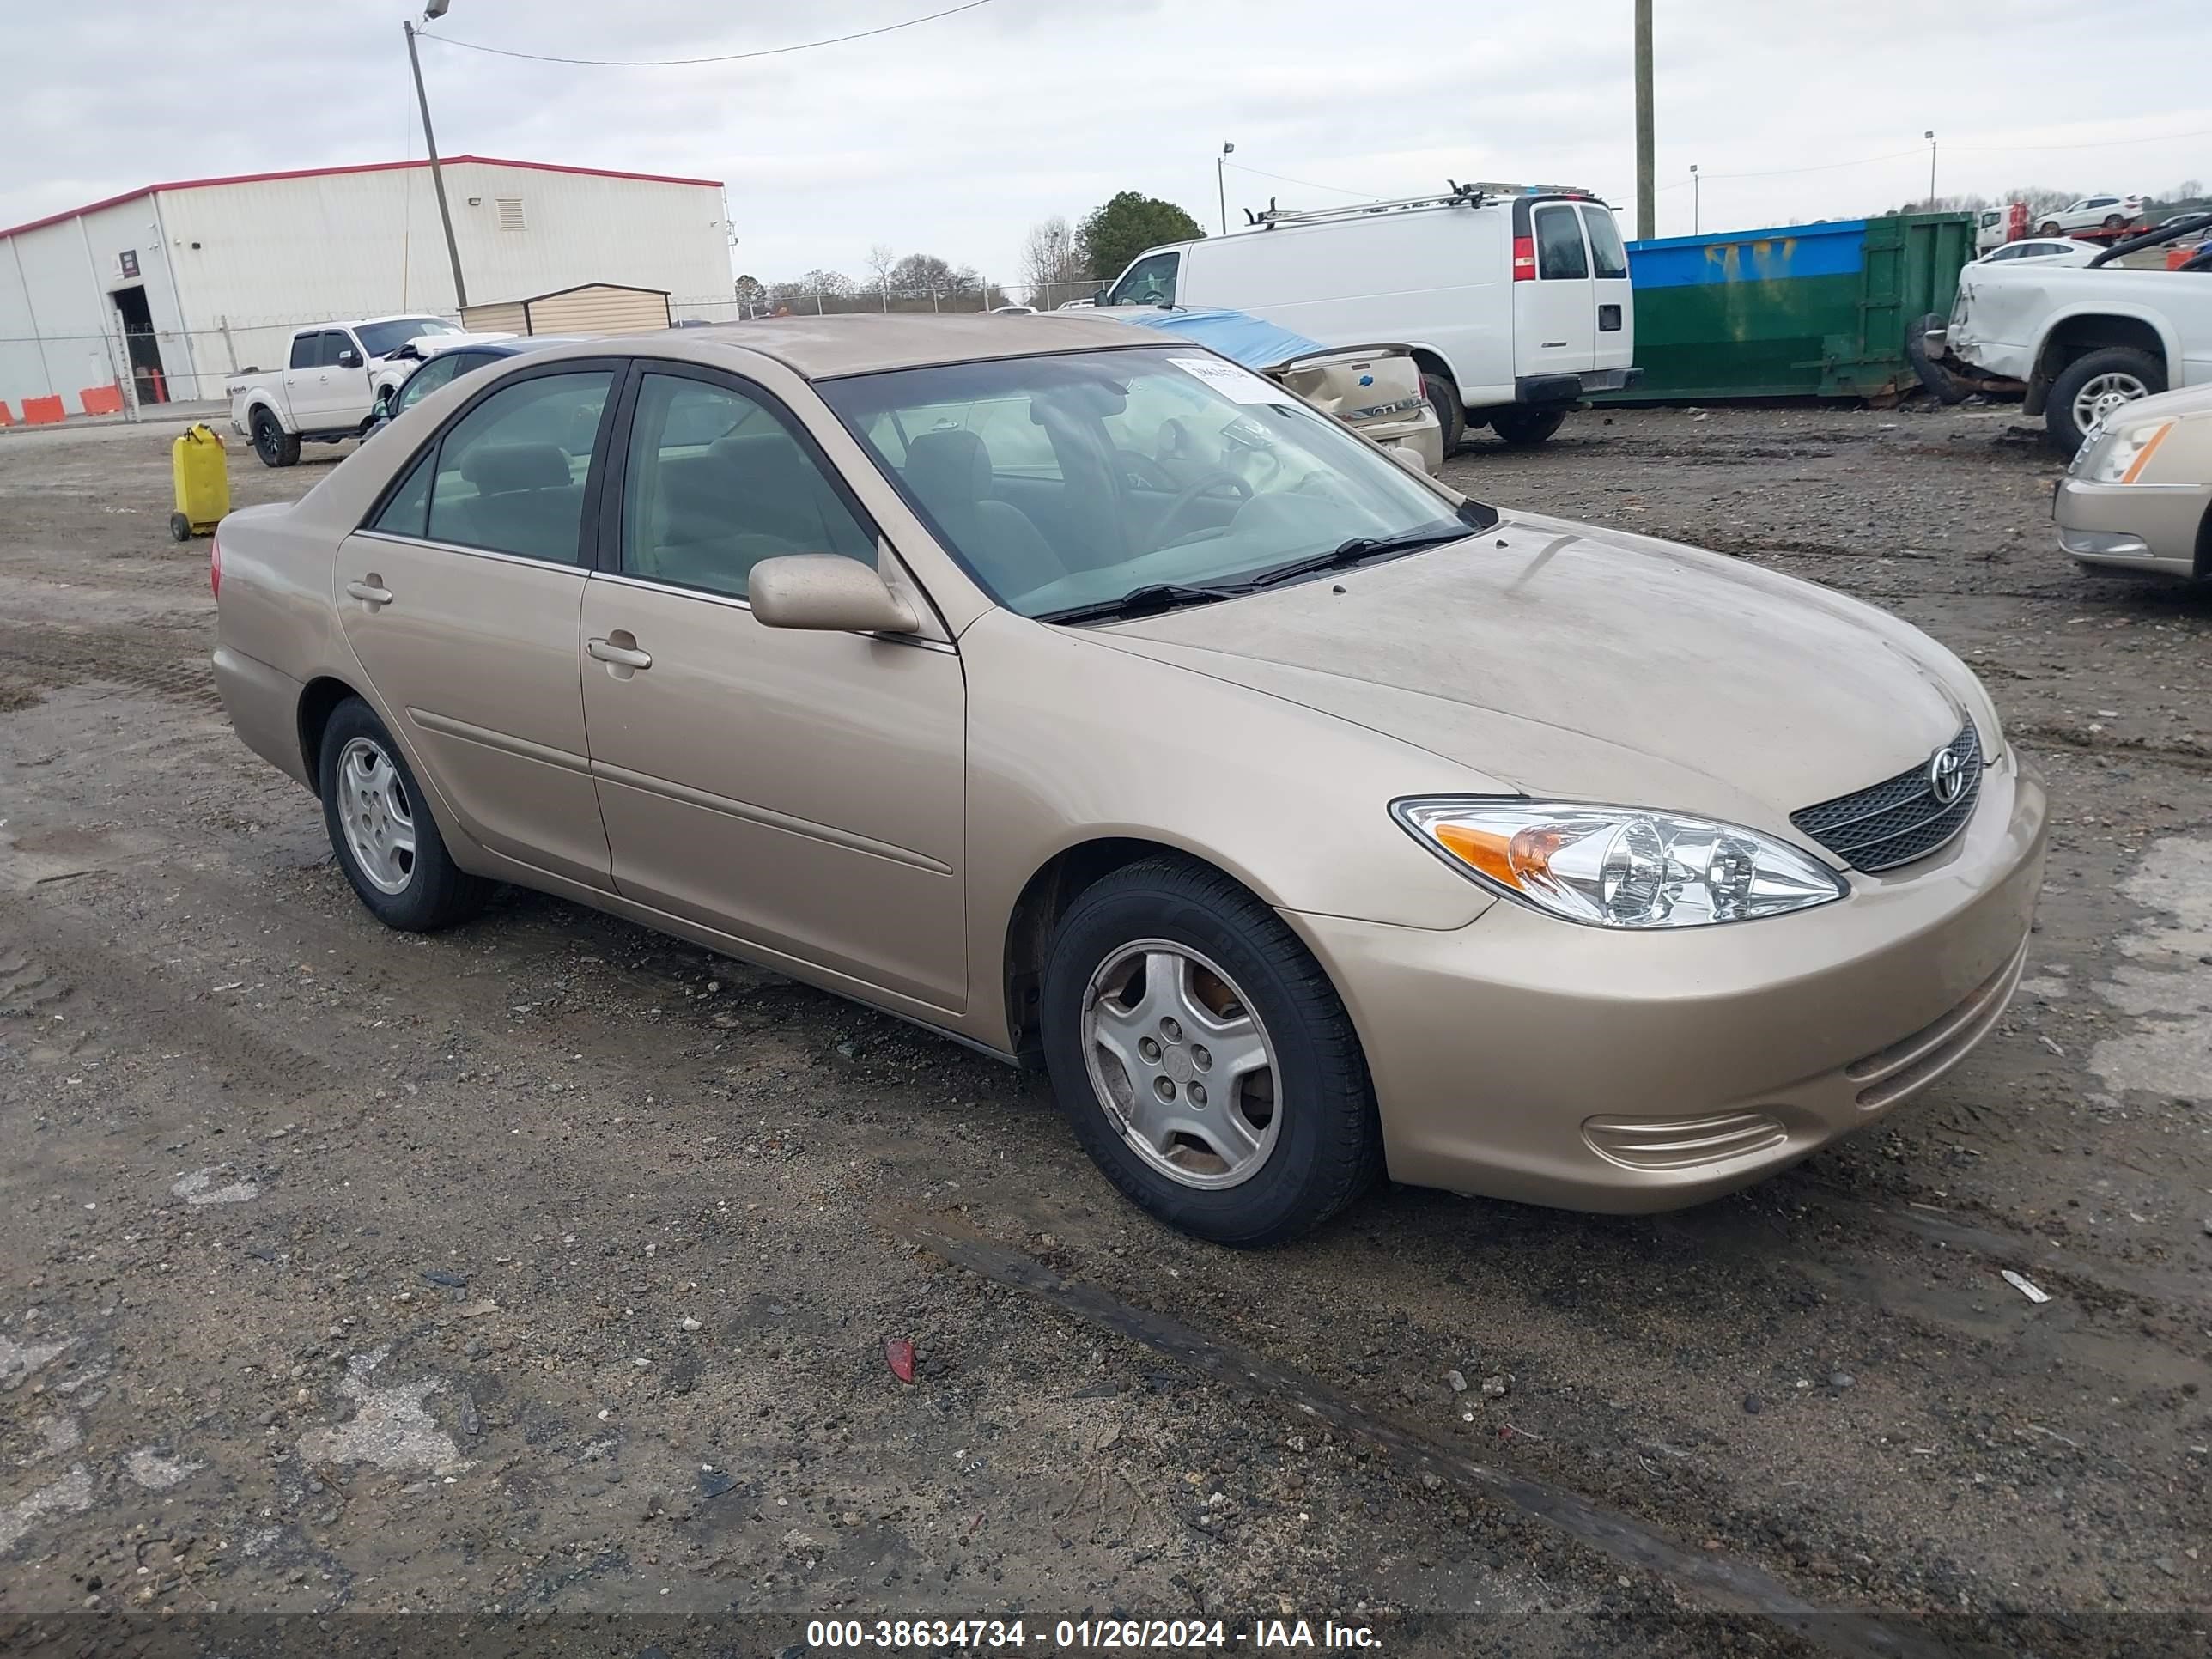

left=822, top=346, right=1490, bottom=621
left=319, top=331, right=359, bottom=368
left=1581, top=205, right=1629, bottom=278
left=422, top=369, right=613, bottom=562
left=1107, top=252, right=1180, bottom=307
left=1533, top=205, right=1589, bottom=280
left=621, top=372, right=873, bottom=600
left=395, top=355, right=462, bottom=411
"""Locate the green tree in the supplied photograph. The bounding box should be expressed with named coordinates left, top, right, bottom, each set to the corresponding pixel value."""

left=1078, top=191, right=1204, bottom=286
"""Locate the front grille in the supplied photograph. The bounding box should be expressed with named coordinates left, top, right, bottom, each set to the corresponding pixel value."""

left=1790, top=724, right=1982, bottom=873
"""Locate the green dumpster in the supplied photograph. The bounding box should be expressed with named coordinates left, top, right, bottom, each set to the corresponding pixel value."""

left=1595, top=211, right=1975, bottom=402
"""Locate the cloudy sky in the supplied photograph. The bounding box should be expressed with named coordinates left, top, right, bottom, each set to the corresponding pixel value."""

left=7, top=0, right=2209, bottom=290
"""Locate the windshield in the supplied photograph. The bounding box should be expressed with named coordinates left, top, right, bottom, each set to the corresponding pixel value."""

left=820, top=346, right=1489, bottom=618
left=356, top=317, right=460, bottom=357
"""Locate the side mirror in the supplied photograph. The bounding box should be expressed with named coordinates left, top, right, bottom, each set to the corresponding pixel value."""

left=337, top=349, right=362, bottom=368
left=749, top=555, right=918, bottom=635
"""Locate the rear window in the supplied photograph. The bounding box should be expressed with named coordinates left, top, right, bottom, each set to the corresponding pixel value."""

left=1580, top=206, right=1628, bottom=278
left=1532, top=205, right=1589, bottom=280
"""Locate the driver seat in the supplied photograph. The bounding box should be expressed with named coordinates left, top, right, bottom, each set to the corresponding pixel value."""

left=902, top=428, right=1064, bottom=597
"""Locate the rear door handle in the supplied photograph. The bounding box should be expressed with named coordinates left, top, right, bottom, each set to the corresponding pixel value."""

left=345, top=579, right=392, bottom=607
left=587, top=637, right=652, bottom=670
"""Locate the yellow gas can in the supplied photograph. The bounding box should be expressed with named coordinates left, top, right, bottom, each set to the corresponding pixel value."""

left=170, top=423, right=230, bottom=542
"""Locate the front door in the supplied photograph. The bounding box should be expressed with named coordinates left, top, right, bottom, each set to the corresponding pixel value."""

left=579, top=365, right=967, bottom=1012
left=1515, top=202, right=1598, bottom=374
left=337, top=362, right=621, bottom=889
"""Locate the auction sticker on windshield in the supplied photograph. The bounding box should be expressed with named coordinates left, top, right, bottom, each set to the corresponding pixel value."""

left=1167, top=355, right=1290, bottom=404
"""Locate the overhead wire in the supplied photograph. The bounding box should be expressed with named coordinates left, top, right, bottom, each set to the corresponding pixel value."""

left=419, top=0, right=993, bottom=68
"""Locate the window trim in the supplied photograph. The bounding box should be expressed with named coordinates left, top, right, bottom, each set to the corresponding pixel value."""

left=354, top=354, right=629, bottom=571
left=593, top=359, right=889, bottom=599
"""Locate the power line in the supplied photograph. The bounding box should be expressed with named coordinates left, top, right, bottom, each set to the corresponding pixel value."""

left=1948, top=122, right=2212, bottom=154
left=422, top=0, right=993, bottom=67
left=1221, top=161, right=1381, bottom=201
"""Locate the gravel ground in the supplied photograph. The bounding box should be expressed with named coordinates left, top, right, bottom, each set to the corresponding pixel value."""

left=1, top=404, right=2207, bottom=1658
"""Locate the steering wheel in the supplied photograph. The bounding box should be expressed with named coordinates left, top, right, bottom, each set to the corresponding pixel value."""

left=1152, top=471, right=1252, bottom=544
left=1115, top=448, right=1177, bottom=494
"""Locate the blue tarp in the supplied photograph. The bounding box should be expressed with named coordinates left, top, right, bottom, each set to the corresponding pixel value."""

left=1104, top=306, right=1323, bottom=369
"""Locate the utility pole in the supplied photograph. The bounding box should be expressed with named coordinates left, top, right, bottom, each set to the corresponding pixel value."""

left=405, top=12, right=470, bottom=309
left=1633, top=0, right=1655, bottom=241
left=1217, top=143, right=1234, bottom=235
left=1924, top=130, right=1938, bottom=208
left=1690, top=163, right=1699, bottom=234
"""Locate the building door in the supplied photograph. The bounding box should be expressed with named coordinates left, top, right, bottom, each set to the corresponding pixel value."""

left=109, top=286, right=165, bottom=404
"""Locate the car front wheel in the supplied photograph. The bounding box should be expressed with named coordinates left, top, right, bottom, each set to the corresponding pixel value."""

left=1041, top=857, right=1382, bottom=1246
left=319, top=697, right=489, bottom=932
left=2045, top=347, right=2165, bottom=453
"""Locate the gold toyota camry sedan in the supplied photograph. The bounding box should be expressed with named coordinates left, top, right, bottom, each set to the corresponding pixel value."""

left=211, top=315, right=2047, bottom=1245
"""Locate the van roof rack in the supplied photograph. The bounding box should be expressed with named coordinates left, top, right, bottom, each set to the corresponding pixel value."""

left=1247, top=180, right=1597, bottom=228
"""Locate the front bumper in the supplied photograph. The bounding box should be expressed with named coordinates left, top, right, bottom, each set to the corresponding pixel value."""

left=2053, top=477, right=2210, bottom=578
left=1290, top=749, right=2047, bottom=1212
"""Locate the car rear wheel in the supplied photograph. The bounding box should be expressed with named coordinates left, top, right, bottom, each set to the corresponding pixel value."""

left=1041, top=856, right=1382, bottom=1246
left=2037, top=220, right=2062, bottom=236
left=1420, top=372, right=1466, bottom=456
left=2045, top=347, right=2165, bottom=453
left=252, top=409, right=300, bottom=468
left=2101, top=214, right=2126, bottom=229
left=318, top=698, right=490, bottom=932
left=1491, top=408, right=1567, bottom=447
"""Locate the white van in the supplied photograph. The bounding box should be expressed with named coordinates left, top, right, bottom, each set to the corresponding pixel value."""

left=1097, top=185, right=1639, bottom=448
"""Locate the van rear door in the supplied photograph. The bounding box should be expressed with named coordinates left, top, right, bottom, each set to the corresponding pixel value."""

left=1515, top=201, right=1597, bottom=377
left=1579, top=204, right=1634, bottom=374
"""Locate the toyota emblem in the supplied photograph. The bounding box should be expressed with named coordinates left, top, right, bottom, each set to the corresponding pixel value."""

left=1928, top=746, right=1966, bottom=805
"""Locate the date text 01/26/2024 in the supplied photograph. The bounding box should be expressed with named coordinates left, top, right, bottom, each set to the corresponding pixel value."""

left=803, top=1618, right=1383, bottom=1650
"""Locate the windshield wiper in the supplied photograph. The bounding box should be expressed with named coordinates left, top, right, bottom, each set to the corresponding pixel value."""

left=1035, top=582, right=1251, bottom=626
left=1243, top=524, right=1471, bottom=589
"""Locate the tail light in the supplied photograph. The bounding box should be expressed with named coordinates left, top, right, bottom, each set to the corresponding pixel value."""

left=1512, top=236, right=1536, bottom=280
left=210, top=531, right=222, bottom=600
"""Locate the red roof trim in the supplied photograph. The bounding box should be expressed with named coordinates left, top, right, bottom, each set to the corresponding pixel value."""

left=0, top=155, right=723, bottom=240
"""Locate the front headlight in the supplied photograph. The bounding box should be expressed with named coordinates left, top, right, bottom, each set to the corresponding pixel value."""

left=2076, top=419, right=2174, bottom=484
left=1393, top=799, right=1847, bottom=928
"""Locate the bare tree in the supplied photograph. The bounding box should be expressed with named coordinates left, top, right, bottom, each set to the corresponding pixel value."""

left=1020, top=215, right=1089, bottom=308
left=866, top=243, right=897, bottom=313
left=801, top=269, right=855, bottom=316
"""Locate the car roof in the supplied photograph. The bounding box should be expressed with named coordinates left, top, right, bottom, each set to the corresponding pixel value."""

left=485, top=335, right=589, bottom=355
left=640, top=313, right=1166, bottom=380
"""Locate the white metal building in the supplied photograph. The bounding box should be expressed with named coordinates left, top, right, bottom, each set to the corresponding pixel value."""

left=0, top=155, right=731, bottom=413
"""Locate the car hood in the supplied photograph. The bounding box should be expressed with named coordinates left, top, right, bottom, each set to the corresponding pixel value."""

left=1088, top=514, right=1972, bottom=837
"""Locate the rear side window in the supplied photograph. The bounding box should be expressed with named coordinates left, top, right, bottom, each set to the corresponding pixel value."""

left=372, top=453, right=434, bottom=538
left=1533, top=205, right=1589, bottom=280
left=1580, top=205, right=1628, bottom=278
left=424, top=370, right=614, bottom=563
left=289, top=334, right=318, bottom=370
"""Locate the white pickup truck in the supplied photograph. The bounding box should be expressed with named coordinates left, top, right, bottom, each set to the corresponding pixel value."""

left=227, top=316, right=506, bottom=466
left=1929, top=219, right=2212, bottom=450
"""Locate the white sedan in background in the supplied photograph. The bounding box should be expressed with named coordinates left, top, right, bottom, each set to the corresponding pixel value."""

left=1974, top=237, right=2101, bottom=267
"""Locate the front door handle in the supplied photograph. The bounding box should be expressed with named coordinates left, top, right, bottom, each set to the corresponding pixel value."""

left=345, top=578, right=392, bottom=607
left=587, top=636, right=652, bottom=670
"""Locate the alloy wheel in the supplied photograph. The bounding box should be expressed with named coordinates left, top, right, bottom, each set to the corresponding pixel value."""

left=335, top=736, right=416, bottom=896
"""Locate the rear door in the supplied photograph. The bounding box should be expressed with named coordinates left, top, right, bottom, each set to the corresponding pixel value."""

left=279, top=331, right=325, bottom=425
left=1580, top=204, right=1635, bottom=374
left=336, top=359, right=622, bottom=890
left=1514, top=201, right=1598, bottom=376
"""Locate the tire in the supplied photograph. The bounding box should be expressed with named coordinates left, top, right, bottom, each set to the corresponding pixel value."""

left=1490, top=407, right=1567, bottom=447
left=2037, top=220, right=2062, bottom=236
left=168, top=512, right=193, bottom=544
left=1420, top=372, right=1466, bottom=456
left=2101, top=214, right=2125, bottom=230
left=317, top=697, right=490, bottom=932
left=1906, top=311, right=1971, bottom=404
left=2045, top=346, right=2165, bottom=453
left=252, top=409, right=300, bottom=469
left=1040, top=856, right=1382, bottom=1247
